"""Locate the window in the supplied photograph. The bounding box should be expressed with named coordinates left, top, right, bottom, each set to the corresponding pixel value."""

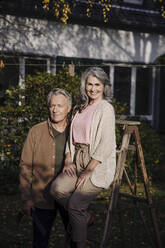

left=135, top=67, right=152, bottom=115
left=25, top=58, right=47, bottom=76
left=114, top=66, right=131, bottom=114
left=123, top=0, right=143, bottom=5
left=0, top=56, right=19, bottom=105
left=56, top=56, right=109, bottom=76
left=0, top=55, right=49, bottom=105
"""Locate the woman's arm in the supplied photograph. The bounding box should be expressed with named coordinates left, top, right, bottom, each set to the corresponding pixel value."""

left=91, top=104, right=116, bottom=162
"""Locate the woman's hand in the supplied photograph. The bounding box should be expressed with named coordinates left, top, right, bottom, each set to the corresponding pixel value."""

left=76, top=169, right=92, bottom=189
left=76, top=158, right=101, bottom=188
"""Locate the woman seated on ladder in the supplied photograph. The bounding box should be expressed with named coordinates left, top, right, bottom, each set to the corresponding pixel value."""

left=50, top=67, right=116, bottom=248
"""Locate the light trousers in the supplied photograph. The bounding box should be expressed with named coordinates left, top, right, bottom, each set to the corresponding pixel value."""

left=50, top=144, right=102, bottom=242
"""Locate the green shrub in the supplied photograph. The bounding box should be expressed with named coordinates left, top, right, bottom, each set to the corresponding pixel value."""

left=0, top=69, right=125, bottom=168
left=117, top=117, right=163, bottom=183
left=0, top=69, right=162, bottom=193
left=139, top=120, right=163, bottom=179
left=0, top=69, right=81, bottom=177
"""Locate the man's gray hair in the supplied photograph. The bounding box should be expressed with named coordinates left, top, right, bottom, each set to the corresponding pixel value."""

left=47, top=88, right=72, bottom=106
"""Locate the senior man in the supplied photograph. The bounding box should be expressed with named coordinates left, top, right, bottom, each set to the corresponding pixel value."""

left=19, top=88, right=73, bottom=248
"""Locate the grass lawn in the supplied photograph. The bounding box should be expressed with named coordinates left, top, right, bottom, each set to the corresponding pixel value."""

left=0, top=182, right=165, bottom=248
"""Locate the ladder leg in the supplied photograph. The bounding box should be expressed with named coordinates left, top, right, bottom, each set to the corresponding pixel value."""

left=134, top=127, right=162, bottom=248
left=100, top=130, right=132, bottom=247
left=99, top=122, right=161, bottom=248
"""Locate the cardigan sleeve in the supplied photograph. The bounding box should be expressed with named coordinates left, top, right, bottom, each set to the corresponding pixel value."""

left=90, top=104, right=116, bottom=163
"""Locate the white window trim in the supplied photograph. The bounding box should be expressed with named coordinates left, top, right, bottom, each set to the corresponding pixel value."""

left=19, top=57, right=25, bottom=89
left=109, top=65, right=114, bottom=97
left=151, top=66, right=156, bottom=126
left=130, top=66, right=136, bottom=116
left=123, top=0, right=143, bottom=5
left=19, top=56, right=56, bottom=88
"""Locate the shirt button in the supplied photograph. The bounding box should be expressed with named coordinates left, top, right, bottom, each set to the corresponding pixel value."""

left=52, top=168, right=54, bottom=171
left=53, top=155, right=55, bottom=159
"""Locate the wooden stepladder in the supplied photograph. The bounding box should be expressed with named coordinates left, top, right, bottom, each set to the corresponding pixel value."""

left=100, top=120, right=162, bottom=248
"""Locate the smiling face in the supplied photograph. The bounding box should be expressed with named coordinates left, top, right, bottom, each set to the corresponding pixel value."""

left=49, top=94, right=71, bottom=127
left=85, top=75, right=104, bottom=104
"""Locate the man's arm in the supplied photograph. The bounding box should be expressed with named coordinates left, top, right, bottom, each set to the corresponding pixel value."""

left=19, top=128, right=35, bottom=215
left=63, top=152, right=76, bottom=177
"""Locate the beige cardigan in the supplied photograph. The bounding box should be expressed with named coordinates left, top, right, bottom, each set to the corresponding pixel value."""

left=67, top=100, right=116, bottom=189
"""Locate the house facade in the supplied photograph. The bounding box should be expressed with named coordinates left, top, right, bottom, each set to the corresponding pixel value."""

left=1, top=0, right=165, bottom=131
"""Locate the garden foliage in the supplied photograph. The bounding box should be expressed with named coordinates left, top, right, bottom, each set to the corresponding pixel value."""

left=0, top=69, right=162, bottom=193
left=0, top=69, right=80, bottom=191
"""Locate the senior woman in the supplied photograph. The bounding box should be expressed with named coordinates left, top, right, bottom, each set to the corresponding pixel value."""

left=50, top=67, right=116, bottom=248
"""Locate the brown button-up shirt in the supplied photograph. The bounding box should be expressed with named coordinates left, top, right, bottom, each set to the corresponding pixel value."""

left=19, top=119, right=67, bottom=209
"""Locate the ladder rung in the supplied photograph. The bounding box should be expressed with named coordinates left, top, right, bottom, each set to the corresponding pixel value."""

left=116, top=120, right=141, bottom=125
left=119, top=192, right=148, bottom=203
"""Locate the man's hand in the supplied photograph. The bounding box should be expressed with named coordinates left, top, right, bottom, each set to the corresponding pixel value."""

left=22, top=199, right=34, bottom=216
left=63, top=152, right=77, bottom=177
left=63, top=162, right=77, bottom=177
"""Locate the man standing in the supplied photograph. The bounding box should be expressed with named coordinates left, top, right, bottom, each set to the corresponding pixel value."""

left=19, top=88, right=72, bottom=248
